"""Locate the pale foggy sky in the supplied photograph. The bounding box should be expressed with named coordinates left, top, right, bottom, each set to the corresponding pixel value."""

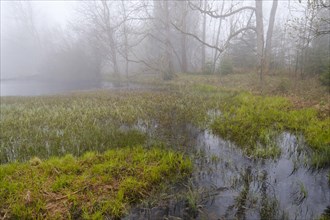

left=1, top=0, right=293, bottom=29
left=33, top=1, right=76, bottom=26
left=1, top=1, right=76, bottom=28
left=0, top=0, right=307, bottom=81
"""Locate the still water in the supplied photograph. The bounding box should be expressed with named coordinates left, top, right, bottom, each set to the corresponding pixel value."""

left=0, top=79, right=98, bottom=96
left=0, top=79, right=143, bottom=96
left=127, top=125, right=330, bottom=220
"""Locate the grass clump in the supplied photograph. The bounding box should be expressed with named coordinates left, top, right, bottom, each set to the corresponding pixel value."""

left=211, top=92, right=330, bottom=165
left=192, top=83, right=219, bottom=93
left=0, top=146, right=192, bottom=219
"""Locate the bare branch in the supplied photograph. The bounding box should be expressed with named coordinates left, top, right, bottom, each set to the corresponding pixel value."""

left=171, top=21, right=224, bottom=53
left=188, top=1, right=255, bottom=19
left=172, top=21, right=256, bottom=54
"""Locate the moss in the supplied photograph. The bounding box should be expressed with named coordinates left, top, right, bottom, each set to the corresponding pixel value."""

left=0, top=146, right=192, bottom=219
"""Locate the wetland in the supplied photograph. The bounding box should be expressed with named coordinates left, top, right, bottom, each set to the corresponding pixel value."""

left=1, top=78, right=329, bottom=219
left=2, top=0, right=330, bottom=219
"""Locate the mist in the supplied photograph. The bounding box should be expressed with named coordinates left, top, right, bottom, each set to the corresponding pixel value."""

left=1, top=0, right=328, bottom=96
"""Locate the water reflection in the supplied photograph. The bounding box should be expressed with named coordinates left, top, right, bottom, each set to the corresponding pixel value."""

left=0, top=79, right=97, bottom=96
left=195, top=130, right=330, bottom=220
left=125, top=123, right=329, bottom=219
left=0, top=79, right=147, bottom=96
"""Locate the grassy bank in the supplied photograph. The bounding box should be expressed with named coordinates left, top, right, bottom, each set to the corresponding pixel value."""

left=0, top=146, right=192, bottom=219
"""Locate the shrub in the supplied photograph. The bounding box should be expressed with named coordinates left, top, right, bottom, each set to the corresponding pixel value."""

left=218, top=58, right=234, bottom=75
left=202, top=62, right=214, bottom=75
left=277, top=78, right=290, bottom=93
left=320, top=64, right=330, bottom=88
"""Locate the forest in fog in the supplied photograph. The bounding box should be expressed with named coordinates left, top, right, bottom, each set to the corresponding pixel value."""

left=1, top=0, right=329, bottom=85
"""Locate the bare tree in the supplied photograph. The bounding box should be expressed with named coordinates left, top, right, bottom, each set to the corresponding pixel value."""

left=101, top=1, right=120, bottom=78
left=121, top=0, right=129, bottom=83
left=255, top=0, right=278, bottom=87
left=288, top=1, right=319, bottom=79
left=298, top=0, right=330, bottom=36
left=12, top=1, right=41, bottom=46
left=180, top=1, right=189, bottom=73
left=163, top=0, right=174, bottom=79
left=1, top=1, right=43, bottom=79
left=76, top=1, right=122, bottom=79
left=173, top=1, right=256, bottom=73
left=264, top=0, right=279, bottom=75
left=255, top=0, right=264, bottom=83
left=212, top=1, right=225, bottom=74
left=201, top=0, right=207, bottom=70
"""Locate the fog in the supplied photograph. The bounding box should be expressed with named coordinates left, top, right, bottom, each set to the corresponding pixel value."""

left=0, top=0, right=329, bottom=95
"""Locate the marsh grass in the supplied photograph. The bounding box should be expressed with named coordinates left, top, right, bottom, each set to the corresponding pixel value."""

left=0, top=146, right=192, bottom=219
left=1, top=85, right=329, bottom=166
left=211, top=92, right=330, bottom=166
left=0, top=97, right=147, bottom=163
left=0, top=79, right=329, bottom=219
left=0, top=91, right=216, bottom=163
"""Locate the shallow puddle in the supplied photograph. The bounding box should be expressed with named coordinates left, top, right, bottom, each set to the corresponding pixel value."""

left=193, top=130, right=330, bottom=219
left=127, top=124, right=329, bottom=220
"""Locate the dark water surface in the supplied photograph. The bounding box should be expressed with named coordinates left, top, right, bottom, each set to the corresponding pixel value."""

left=194, top=130, right=329, bottom=219
left=127, top=125, right=330, bottom=220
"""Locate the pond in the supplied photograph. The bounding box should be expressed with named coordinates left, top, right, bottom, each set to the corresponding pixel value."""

left=0, top=79, right=145, bottom=96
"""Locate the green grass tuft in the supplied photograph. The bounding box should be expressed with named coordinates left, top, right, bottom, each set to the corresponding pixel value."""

left=0, top=146, right=192, bottom=219
left=211, top=92, right=330, bottom=163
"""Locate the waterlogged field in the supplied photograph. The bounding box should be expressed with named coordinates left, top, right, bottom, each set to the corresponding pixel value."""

left=0, top=83, right=329, bottom=219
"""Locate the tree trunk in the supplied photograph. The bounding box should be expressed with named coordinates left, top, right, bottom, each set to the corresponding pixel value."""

left=102, top=1, right=120, bottom=80
left=164, top=0, right=174, bottom=80
left=107, top=28, right=120, bottom=79
left=110, top=37, right=120, bottom=78
left=255, top=0, right=264, bottom=86
left=181, top=1, right=188, bottom=73
left=201, top=0, right=207, bottom=70
left=121, top=0, right=129, bottom=84
left=212, top=1, right=225, bottom=74
left=264, top=0, right=278, bottom=75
